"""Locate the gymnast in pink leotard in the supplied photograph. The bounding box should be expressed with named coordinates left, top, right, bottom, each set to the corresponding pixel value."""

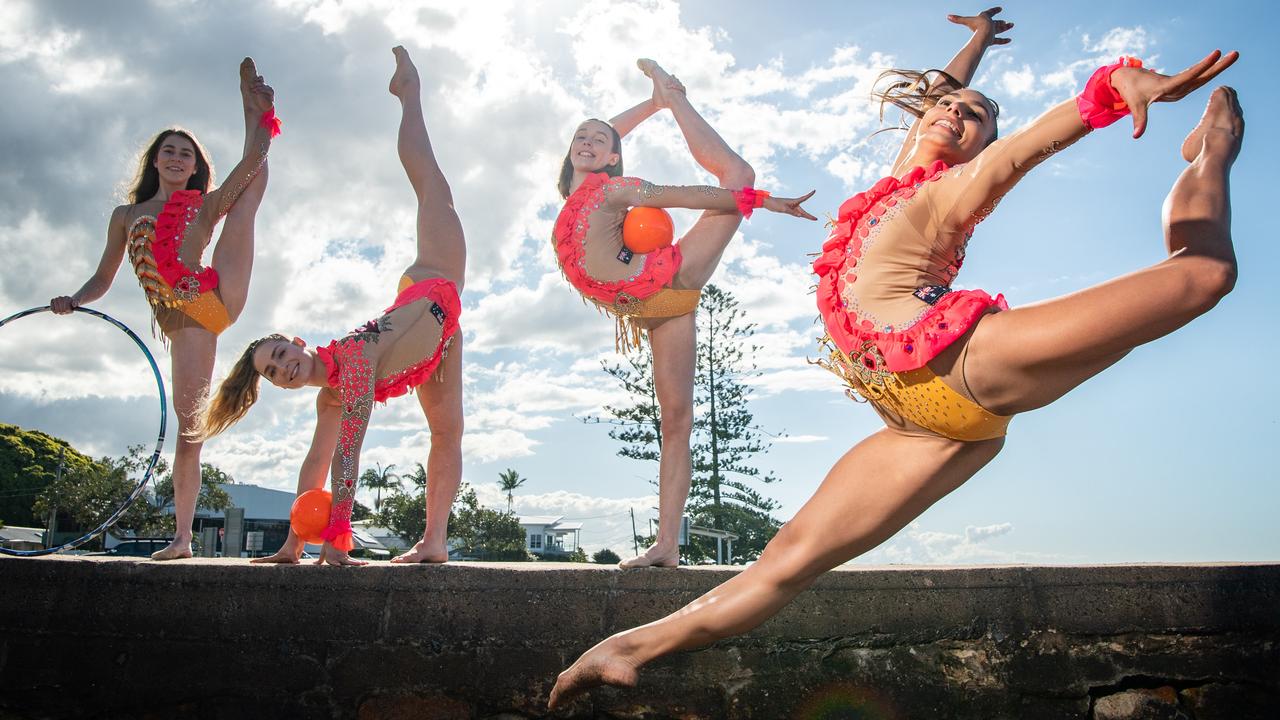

left=196, top=48, right=465, bottom=566
left=554, top=59, right=816, bottom=568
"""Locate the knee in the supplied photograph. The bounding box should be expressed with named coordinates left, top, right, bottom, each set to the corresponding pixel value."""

left=720, top=161, right=755, bottom=191
left=756, top=525, right=824, bottom=591
left=658, top=401, right=693, bottom=440
left=1176, top=255, right=1237, bottom=314
left=428, top=416, right=463, bottom=450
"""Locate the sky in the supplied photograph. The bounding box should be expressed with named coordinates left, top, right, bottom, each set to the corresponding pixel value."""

left=0, top=0, right=1276, bottom=564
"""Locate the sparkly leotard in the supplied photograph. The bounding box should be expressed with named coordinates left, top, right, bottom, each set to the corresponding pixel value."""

left=315, top=276, right=462, bottom=551
left=127, top=190, right=231, bottom=337
left=813, top=60, right=1135, bottom=441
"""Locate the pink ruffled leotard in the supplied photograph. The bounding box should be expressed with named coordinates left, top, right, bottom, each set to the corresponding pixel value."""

left=813, top=160, right=1007, bottom=373
left=313, top=277, right=462, bottom=551
left=553, top=172, right=683, bottom=310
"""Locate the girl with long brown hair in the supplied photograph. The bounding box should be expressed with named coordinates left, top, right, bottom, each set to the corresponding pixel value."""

left=198, top=47, right=465, bottom=567
left=550, top=8, right=1240, bottom=706
left=554, top=58, right=817, bottom=569
left=50, top=58, right=279, bottom=560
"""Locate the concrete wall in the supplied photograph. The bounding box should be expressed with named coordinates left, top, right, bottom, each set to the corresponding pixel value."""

left=1, top=557, right=1276, bottom=719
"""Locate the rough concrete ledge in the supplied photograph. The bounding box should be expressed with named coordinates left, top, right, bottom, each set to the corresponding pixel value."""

left=1, top=557, right=1277, bottom=719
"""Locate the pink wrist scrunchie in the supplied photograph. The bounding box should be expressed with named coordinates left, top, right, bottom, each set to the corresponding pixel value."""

left=1076, top=56, right=1143, bottom=129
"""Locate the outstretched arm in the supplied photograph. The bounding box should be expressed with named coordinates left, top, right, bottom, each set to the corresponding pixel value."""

left=603, top=179, right=818, bottom=221
left=50, top=205, right=129, bottom=313
left=941, top=51, right=1238, bottom=232
left=318, top=340, right=376, bottom=566
left=891, top=8, right=1013, bottom=175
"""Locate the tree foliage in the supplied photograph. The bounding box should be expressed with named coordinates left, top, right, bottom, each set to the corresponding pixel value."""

left=497, top=468, right=526, bottom=513
left=592, top=547, right=621, bottom=564
left=450, top=483, right=529, bottom=561
left=0, top=423, right=98, bottom=527
left=590, top=285, right=784, bottom=564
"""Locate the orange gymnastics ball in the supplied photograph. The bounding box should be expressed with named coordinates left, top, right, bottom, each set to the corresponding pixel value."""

left=290, top=488, right=332, bottom=544
left=622, top=206, right=674, bottom=254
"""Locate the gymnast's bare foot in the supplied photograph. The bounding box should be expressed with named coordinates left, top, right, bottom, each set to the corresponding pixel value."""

left=251, top=535, right=303, bottom=564
left=1181, top=86, right=1244, bottom=163
left=637, top=58, right=684, bottom=109
left=150, top=537, right=193, bottom=561
left=389, top=45, right=420, bottom=99
left=618, top=543, right=679, bottom=569
left=390, top=538, right=448, bottom=564
left=548, top=636, right=641, bottom=710
left=316, top=542, right=367, bottom=566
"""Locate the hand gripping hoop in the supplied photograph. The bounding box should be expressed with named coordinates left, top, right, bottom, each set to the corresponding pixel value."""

left=0, top=306, right=167, bottom=556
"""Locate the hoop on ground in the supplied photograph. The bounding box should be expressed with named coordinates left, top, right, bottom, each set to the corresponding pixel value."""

left=0, top=306, right=167, bottom=557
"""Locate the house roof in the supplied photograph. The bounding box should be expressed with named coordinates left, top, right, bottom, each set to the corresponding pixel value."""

left=518, top=515, right=563, bottom=527
left=195, top=484, right=296, bottom=521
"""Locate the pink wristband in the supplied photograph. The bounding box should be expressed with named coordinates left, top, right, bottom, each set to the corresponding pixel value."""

left=732, top=187, right=768, bottom=218
left=1076, top=56, right=1142, bottom=130
left=259, top=108, right=283, bottom=138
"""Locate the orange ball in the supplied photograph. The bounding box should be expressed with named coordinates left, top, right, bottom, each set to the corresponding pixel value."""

left=623, top=206, right=674, bottom=254
left=290, top=488, right=332, bottom=544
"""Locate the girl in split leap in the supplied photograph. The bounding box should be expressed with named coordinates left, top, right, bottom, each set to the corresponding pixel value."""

left=196, top=47, right=465, bottom=566
left=51, top=59, right=279, bottom=560
left=551, top=7, right=1240, bottom=706
left=554, top=59, right=817, bottom=568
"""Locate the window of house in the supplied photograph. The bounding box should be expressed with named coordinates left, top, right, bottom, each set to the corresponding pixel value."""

left=529, top=534, right=542, bottom=549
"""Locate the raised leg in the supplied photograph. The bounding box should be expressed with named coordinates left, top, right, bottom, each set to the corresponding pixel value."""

left=390, top=46, right=466, bottom=290
left=953, top=87, right=1243, bottom=416
left=549, top=428, right=1005, bottom=708
left=211, top=57, right=269, bottom=323
left=394, top=336, right=465, bottom=564
left=151, top=327, right=218, bottom=560
left=637, top=60, right=755, bottom=290
left=620, top=312, right=695, bottom=569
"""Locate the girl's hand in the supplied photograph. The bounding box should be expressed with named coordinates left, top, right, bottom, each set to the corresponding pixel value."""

left=50, top=296, right=79, bottom=314
left=316, top=542, right=367, bottom=566
left=947, top=7, right=1013, bottom=47
left=764, top=191, right=818, bottom=221
left=1112, top=50, right=1239, bottom=138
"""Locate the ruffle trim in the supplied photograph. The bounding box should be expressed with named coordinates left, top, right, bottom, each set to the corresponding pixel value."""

left=1076, top=57, right=1141, bottom=130
left=813, top=160, right=1007, bottom=372
left=320, top=518, right=354, bottom=553
left=315, top=279, right=463, bottom=403
left=553, top=172, right=681, bottom=307
left=153, top=189, right=219, bottom=294
left=374, top=278, right=462, bottom=402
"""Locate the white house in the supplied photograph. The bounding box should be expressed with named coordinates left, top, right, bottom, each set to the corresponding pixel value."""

left=518, top=515, right=582, bottom=557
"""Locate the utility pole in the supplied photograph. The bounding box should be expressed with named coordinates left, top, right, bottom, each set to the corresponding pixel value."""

left=629, top=507, right=639, bottom=555
left=44, top=447, right=64, bottom=549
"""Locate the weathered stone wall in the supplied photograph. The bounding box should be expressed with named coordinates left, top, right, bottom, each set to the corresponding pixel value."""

left=0, top=557, right=1276, bottom=719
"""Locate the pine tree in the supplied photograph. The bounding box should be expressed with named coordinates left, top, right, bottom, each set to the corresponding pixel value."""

left=589, top=285, right=783, bottom=564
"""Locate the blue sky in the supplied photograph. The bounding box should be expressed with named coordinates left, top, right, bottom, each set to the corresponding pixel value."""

left=0, top=0, right=1275, bottom=563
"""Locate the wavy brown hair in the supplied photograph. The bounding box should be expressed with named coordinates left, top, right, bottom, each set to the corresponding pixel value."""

left=557, top=119, right=623, bottom=199
left=188, top=334, right=287, bottom=441
left=872, top=68, right=1000, bottom=143
left=128, top=128, right=214, bottom=204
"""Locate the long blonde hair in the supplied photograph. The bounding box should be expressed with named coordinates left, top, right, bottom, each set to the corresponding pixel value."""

left=189, top=334, right=287, bottom=441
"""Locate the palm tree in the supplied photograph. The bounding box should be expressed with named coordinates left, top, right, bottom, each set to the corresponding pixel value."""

left=497, top=469, right=526, bottom=513
left=362, top=463, right=400, bottom=511
left=407, top=462, right=427, bottom=492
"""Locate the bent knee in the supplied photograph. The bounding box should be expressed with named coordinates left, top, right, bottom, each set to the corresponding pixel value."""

left=1173, top=255, right=1237, bottom=314
left=718, top=161, right=755, bottom=191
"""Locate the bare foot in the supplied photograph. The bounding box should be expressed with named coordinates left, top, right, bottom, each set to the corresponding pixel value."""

left=618, top=545, right=678, bottom=569
left=251, top=546, right=302, bottom=564
left=1181, top=86, right=1244, bottom=163
left=389, top=45, right=420, bottom=99
left=548, top=637, right=641, bottom=710
left=390, top=539, right=448, bottom=564
left=636, top=58, right=683, bottom=109
left=150, top=539, right=192, bottom=561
